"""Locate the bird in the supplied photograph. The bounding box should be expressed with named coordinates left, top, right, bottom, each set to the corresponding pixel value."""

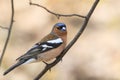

left=3, top=23, right=67, bottom=75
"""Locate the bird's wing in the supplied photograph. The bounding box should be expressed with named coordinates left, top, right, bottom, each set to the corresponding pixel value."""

left=16, top=36, right=63, bottom=61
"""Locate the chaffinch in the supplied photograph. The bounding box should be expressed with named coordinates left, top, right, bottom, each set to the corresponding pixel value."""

left=3, top=23, right=67, bottom=75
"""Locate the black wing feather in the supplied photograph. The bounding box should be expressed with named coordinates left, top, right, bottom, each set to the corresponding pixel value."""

left=16, top=38, right=63, bottom=60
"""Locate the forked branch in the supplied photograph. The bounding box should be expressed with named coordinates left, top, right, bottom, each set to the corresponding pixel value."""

left=0, top=0, right=14, bottom=67
left=29, top=0, right=86, bottom=19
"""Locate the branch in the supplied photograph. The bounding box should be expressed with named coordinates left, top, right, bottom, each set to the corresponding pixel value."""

left=0, top=0, right=14, bottom=67
left=29, top=0, right=86, bottom=19
left=0, top=26, right=9, bottom=30
left=34, top=0, right=100, bottom=80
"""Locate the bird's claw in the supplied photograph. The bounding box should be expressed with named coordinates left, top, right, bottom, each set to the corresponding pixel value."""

left=42, top=61, right=52, bottom=71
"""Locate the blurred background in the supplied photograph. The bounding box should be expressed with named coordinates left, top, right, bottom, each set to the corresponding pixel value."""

left=0, top=0, right=120, bottom=80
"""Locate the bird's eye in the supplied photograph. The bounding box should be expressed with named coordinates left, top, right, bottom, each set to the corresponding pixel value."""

left=57, top=26, right=66, bottom=31
left=57, top=26, right=62, bottom=30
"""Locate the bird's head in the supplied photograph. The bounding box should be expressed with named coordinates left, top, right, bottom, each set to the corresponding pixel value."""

left=52, top=23, right=67, bottom=36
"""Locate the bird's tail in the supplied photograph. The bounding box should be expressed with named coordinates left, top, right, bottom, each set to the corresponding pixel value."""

left=3, top=60, right=26, bottom=75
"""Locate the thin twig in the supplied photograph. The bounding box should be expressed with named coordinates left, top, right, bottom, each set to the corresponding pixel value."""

left=34, top=0, right=100, bottom=80
left=29, top=0, right=86, bottom=19
left=0, top=0, right=14, bottom=67
left=0, top=26, right=9, bottom=30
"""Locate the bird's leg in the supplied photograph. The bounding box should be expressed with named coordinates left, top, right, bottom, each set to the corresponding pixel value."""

left=42, top=61, right=49, bottom=65
left=42, top=61, right=51, bottom=71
